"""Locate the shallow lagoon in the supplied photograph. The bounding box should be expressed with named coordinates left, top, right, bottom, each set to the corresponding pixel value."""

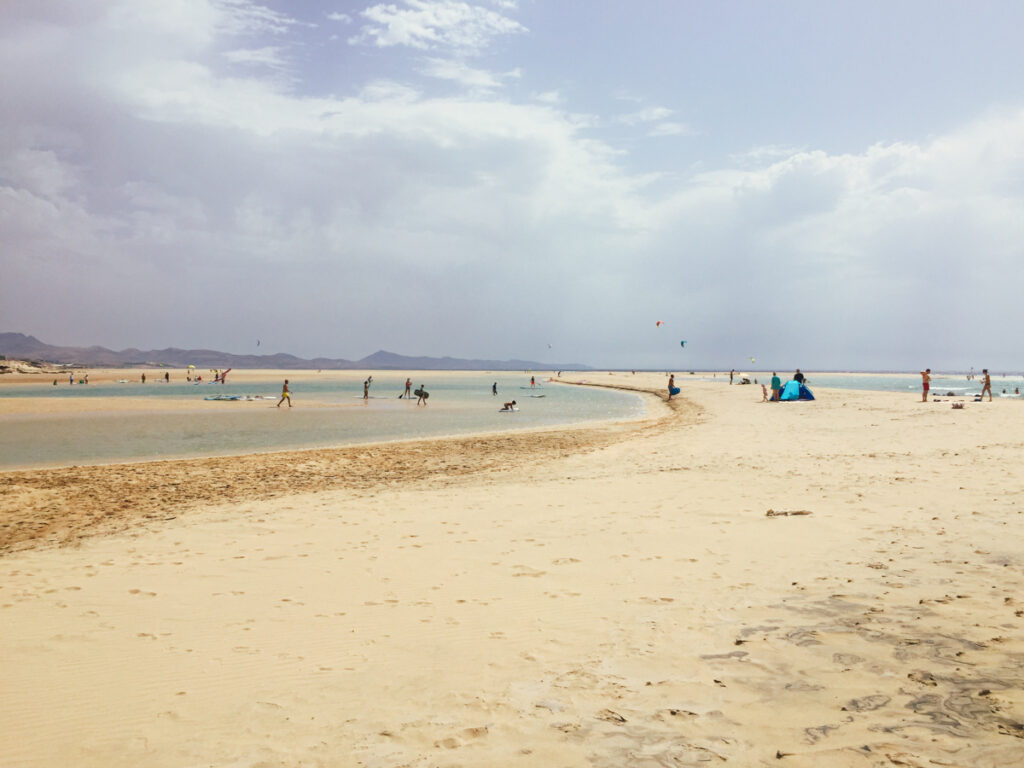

left=0, top=375, right=645, bottom=469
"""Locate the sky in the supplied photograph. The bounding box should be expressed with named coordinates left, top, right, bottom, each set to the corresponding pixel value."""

left=2, top=0, right=1023, bottom=371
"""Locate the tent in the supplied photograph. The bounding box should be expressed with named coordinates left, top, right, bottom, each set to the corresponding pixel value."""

left=779, top=380, right=815, bottom=401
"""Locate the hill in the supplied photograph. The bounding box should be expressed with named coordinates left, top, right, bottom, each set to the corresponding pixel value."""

left=0, top=333, right=589, bottom=371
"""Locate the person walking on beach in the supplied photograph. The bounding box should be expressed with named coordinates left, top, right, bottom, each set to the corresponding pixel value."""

left=416, top=385, right=428, bottom=406
left=729, top=369, right=734, bottom=385
left=277, top=379, right=292, bottom=408
left=770, top=372, right=781, bottom=402
left=667, top=374, right=675, bottom=400
left=920, top=369, right=931, bottom=402
left=492, top=382, right=497, bottom=396
left=981, top=369, right=992, bottom=401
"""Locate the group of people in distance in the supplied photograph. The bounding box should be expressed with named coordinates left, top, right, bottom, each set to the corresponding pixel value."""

left=921, top=368, right=993, bottom=402
left=762, top=369, right=805, bottom=402
left=277, top=377, right=429, bottom=408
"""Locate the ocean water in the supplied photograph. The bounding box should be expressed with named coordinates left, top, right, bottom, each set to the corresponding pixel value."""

left=0, top=375, right=645, bottom=470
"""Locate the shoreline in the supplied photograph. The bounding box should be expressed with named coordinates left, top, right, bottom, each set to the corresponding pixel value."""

left=0, top=385, right=683, bottom=556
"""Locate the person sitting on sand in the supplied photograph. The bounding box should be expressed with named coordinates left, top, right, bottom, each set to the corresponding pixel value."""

left=277, top=379, right=292, bottom=408
left=501, top=400, right=517, bottom=411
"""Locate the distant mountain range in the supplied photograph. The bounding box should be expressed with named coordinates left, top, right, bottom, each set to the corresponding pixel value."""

left=0, top=333, right=590, bottom=371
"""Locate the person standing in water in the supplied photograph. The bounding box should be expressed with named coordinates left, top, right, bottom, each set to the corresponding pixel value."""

left=403, top=378, right=412, bottom=398
left=277, top=379, right=292, bottom=408
left=417, top=385, right=428, bottom=406
left=363, top=378, right=370, bottom=400
left=492, top=382, right=497, bottom=396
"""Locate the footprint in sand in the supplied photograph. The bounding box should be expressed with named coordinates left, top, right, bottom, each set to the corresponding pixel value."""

left=512, top=565, right=547, bottom=578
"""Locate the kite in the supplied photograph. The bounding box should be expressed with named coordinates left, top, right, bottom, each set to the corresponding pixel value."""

left=656, top=320, right=663, bottom=327
left=680, top=340, right=687, bottom=348
left=750, top=356, right=756, bottom=363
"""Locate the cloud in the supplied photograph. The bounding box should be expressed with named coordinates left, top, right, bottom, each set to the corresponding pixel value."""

left=350, top=0, right=526, bottom=53
left=420, top=57, right=501, bottom=89
left=326, top=12, right=352, bottom=24
left=616, top=106, right=673, bottom=126
left=2, top=0, right=1023, bottom=369
left=222, top=45, right=290, bottom=72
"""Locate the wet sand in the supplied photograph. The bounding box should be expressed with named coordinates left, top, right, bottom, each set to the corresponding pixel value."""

left=1, top=372, right=1022, bottom=767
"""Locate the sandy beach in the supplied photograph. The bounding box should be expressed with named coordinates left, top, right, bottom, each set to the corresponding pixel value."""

left=1, top=372, right=1022, bottom=767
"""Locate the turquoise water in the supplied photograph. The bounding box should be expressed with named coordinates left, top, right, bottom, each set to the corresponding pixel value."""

left=0, top=375, right=645, bottom=470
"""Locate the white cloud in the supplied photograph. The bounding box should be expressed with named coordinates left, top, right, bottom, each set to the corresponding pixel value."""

left=351, top=0, right=526, bottom=53
left=616, top=106, right=673, bottom=125
left=420, top=57, right=501, bottom=89
left=222, top=45, right=289, bottom=72
left=326, top=12, right=352, bottom=23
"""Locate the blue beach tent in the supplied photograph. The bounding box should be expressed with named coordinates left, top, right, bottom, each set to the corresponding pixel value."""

left=780, top=380, right=815, bottom=401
